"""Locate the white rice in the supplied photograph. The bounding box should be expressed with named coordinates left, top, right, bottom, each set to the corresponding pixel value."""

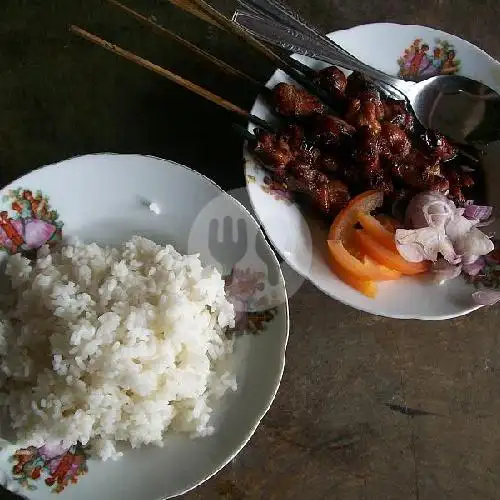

left=0, top=236, right=236, bottom=460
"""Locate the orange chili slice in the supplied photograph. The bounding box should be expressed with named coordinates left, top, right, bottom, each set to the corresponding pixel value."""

left=375, top=214, right=402, bottom=233
left=357, top=212, right=398, bottom=251
left=327, top=249, right=377, bottom=298
left=327, top=240, right=401, bottom=281
left=328, top=190, right=384, bottom=241
left=354, top=229, right=429, bottom=275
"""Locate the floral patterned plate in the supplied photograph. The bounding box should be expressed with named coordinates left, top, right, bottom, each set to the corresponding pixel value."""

left=245, top=23, right=500, bottom=320
left=0, top=153, right=289, bottom=499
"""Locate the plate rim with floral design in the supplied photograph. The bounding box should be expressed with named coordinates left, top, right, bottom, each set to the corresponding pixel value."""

left=244, top=22, right=500, bottom=320
left=0, top=153, right=290, bottom=500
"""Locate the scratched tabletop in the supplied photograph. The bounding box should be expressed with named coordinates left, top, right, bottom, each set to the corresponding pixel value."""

left=2, top=1, right=500, bottom=499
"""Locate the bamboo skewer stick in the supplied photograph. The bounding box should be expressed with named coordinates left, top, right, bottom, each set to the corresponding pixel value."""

left=69, top=25, right=272, bottom=130
left=161, top=0, right=329, bottom=103
left=182, top=0, right=335, bottom=106
left=186, top=0, right=288, bottom=67
left=232, top=122, right=257, bottom=142
left=108, top=0, right=260, bottom=87
left=138, top=0, right=334, bottom=108
left=70, top=25, right=245, bottom=116
left=162, top=0, right=225, bottom=29
left=162, top=0, right=299, bottom=78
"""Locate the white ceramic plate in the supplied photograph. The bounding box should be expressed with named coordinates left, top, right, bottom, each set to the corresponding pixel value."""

left=0, top=153, right=289, bottom=499
left=245, top=22, right=500, bottom=320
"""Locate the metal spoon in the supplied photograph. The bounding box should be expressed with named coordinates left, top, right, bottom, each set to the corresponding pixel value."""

left=232, top=4, right=500, bottom=147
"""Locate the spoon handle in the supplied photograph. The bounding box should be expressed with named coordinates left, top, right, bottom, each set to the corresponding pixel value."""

left=234, top=0, right=408, bottom=92
left=237, top=0, right=352, bottom=58
left=232, top=10, right=342, bottom=63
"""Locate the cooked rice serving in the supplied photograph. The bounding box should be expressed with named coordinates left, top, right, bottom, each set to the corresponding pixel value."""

left=0, top=236, right=236, bottom=460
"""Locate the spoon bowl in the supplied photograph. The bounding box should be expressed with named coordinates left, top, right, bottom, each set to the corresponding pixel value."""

left=407, top=74, right=500, bottom=145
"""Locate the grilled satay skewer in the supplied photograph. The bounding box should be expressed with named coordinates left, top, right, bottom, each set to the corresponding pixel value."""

left=112, top=0, right=338, bottom=108
left=108, top=0, right=261, bottom=87
left=70, top=24, right=353, bottom=217
left=71, top=0, right=483, bottom=214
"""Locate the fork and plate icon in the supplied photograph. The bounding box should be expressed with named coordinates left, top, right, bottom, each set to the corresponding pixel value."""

left=188, top=188, right=312, bottom=309
left=208, top=216, right=280, bottom=287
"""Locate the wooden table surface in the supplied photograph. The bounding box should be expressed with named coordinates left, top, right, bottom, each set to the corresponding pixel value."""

left=2, top=1, right=500, bottom=499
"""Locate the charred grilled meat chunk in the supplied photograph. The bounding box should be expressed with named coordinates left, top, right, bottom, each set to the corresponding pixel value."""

left=352, top=123, right=410, bottom=165
left=345, top=98, right=382, bottom=133
left=250, top=127, right=350, bottom=217
left=273, top=83, right=326, bottom=118
left=390, top=151, right=449, bottom=192
left=379, top=122, right=411, bottom=161
left=307, top=114, right=356, bottom=150
left=345, top=71, right=379, bottom=98
left=430, top=133, right=458, bottom=162
left=251, top=128, right=295, bottom=172
left=279, top=123, right=306, bottom=150
left=415, top=129, right=458, bottom=162
left=315, top=154, right=343, bottom=174
left=312, top=66, right=347, bottom=101
left=383, top=98, right=415, bottom=132
left=352, top=126, right=380, bottom=164
left=287, top=160, right=350, bottom=217
left=344, top=81, right=384, bottom=133
left=252, top=125, right=321, bottom=170
left=250, top=63, right=482, bottom=222
left=442, top=168, right=475, bottom=206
